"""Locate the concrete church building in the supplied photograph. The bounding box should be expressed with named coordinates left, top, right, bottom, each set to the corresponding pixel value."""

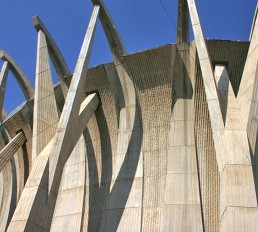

left=0, top=0, right=258, bottom=231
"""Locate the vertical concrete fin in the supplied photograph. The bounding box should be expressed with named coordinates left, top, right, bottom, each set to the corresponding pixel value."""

left=32, top=16, right=70, bottom=97
left=48, top=5, right=100, bottom=196
left=177, top=0, right=189, bottom=46
left=0, top=62, right=9, bottom=122
left=187, top=0, right=225, bottom=171
left=0, top=50, right=34, bottom=100
left=238, top=5, right=258, bottom=129
left=32, top=30, right=59, bottom=163
left=249, top=3, right=258, bottom=41
left=91, top=0, right=126, bottom=58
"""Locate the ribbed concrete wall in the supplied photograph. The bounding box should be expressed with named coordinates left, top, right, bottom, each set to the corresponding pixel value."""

left=194, top=56, right=220, bottom=232
left=126, top=45, right=173, bottom=231
left=0, top=40, right=255, bottom=231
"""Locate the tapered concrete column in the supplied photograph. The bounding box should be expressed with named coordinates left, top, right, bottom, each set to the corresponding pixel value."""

left=238, top=6, right=258, bottom=193
left=32, top=30, right=59, bottom=163
left=33, top=12, right=93, bottom=232
left=177, top=0, right=189, bottom=46
left=7, top=6, right=100, bottom=231
left=48, top=5, right=100, bottom=196
left=163, top=1, right=203, bottom=230
left=32, top=16, right=71, bottom=97
left=238, top=3, right=258, bottom=130
left=187, top=0, right=225, bottom=171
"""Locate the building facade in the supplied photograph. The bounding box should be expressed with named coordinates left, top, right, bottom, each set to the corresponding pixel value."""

left=0, top=0, right=258, bottom=231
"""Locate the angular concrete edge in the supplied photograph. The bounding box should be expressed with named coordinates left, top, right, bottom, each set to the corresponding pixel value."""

left=187, top=0, right=225, bottom=171
left=32, top=16, right=70, bottom=97
left=250, top=3, right=258, bottom=41
left=0, top=62, right=10, bottom=122
left=0, top=131, right=26, bottom=171
left=238, top=5, right=258, bottom=129
left=48, top=5, right=100, bottom=196
left=32, top=16, right=71, bottom=78
left=91, top=0, right=126, bottom=58
left=32, top=30, right=59, bottom=163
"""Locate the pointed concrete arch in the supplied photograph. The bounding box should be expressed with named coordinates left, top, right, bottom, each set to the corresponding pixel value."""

left=92, top=0, right=126, bottom=59
left=90, top=1, right=144, bottom=231
left=32, top=16, right=71, bottom=97
left=0, top=50, right=34, bottom=101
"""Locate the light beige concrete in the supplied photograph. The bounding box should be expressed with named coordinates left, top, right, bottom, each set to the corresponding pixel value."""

left=2, top=1, right=258, bottom=231
left=0, top=62, right=9, bottom=122
left=163, top=2, right=203, bottom=229
left=214, top=65, right=239, bottom=125
left=90, top=1, right=142, bottom=230
left=50, top=137, right=86, bottom=232
left=0, top=164, right=12, bottom=232
left=32, top=30, right=59, bottom=163
left=48, top=5, right=100, bottom=196
left=7, top=94, right=99, bottom=232
left=7, top=6, right=100, bottom=232
left=188, top=0, right=258, bottom=231
left=32, top=16, right=71, bottom=97
left=238, top=2, right=258, bottom=130
left=0, top=131, right=26, bottom=171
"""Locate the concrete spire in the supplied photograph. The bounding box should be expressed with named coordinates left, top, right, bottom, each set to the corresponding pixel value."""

left=31, top=30, right=59, bottom=163
left=32, top=16, right=71, bottom=98
left=177, top=0, right=189, bottom=46
left=48, top=4, right=100, bottom=196
left=7, top=6, right=100, bottom=231
left=92, top=0, right=126, bottom=59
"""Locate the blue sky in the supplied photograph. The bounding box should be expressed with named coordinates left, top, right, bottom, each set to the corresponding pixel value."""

left=0, top=0, right=257, bottom=112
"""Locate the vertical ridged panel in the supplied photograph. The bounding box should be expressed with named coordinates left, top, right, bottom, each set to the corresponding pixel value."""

left=194, top=58, right=220, bottom=232
left=126, top=45, right=173, bottom=231
left=82, top=64, right=118, bottom=231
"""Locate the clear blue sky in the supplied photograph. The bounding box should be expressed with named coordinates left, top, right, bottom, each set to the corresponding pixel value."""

left=0, top=0, right=257, bottom=113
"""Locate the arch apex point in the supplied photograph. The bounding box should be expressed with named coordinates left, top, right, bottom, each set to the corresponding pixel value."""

left=32, top=16, right=42, bottom=31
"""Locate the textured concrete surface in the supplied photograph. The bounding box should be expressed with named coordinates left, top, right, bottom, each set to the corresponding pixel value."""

left=0, top=0, right=258, bottom=231
left=32, top=30, right=59, bottom=162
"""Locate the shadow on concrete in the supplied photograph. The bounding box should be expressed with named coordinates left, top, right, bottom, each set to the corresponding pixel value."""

left=171, top=47, right=193, bottom=111
left=84, top=106, right=113, bottom=231
left=85, top=98, right=143, bottom=231
left=248, top=139, right=258, bottom=202
left=217, top=68, right=229, bottom=124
